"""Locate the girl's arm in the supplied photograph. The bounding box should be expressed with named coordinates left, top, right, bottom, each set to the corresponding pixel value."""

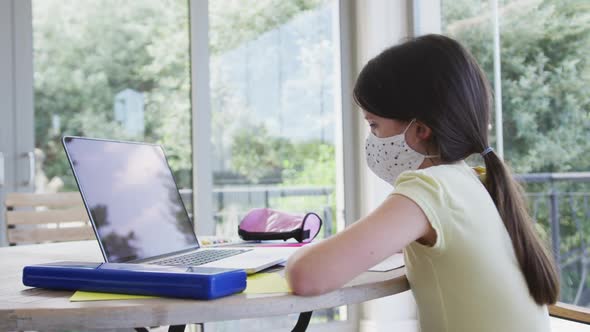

left=285, top=193, right=432, bottom=296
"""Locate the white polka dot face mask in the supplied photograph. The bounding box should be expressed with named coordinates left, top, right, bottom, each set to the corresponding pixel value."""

left=365, top=119, right=437, bottom=185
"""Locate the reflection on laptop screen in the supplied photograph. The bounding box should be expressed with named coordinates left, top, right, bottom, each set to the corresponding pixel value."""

left=63, top=137, right=198, bottom=263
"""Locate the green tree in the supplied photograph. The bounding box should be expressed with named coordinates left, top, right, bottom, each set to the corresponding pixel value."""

left=282, top=142, right=336, bottom=186
left=230, top=125, right=295, bottom=184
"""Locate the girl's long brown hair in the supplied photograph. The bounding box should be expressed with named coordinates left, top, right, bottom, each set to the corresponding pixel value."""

left=353, top=34, right=559, bottom=305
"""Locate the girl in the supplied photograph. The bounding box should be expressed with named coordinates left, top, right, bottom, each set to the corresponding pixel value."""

left=285, top=34, right=559, bottom=331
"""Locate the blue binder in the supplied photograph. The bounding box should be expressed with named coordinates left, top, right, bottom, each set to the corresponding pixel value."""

left=23, top=261, right=247, bottom=300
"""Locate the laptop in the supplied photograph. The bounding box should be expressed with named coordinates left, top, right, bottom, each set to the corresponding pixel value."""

left=62, top=136, right=296, bottom=274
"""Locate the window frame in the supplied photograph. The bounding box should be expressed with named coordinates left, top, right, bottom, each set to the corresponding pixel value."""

left=0, top=0, right=35, bottom=247
left=189, top=0, right=215, bottom=236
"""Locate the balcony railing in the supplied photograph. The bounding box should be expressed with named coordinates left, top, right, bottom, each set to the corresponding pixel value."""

left=518, top=172, right=590, bottom=305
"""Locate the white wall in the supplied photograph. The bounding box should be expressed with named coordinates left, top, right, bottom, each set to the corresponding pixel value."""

left=353, top=0, right=412, bottom=214
left=351, top=1, right=420, bottom=331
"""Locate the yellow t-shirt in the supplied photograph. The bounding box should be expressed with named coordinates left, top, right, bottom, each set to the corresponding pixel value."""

left=393, top=161, right=550, bottom=332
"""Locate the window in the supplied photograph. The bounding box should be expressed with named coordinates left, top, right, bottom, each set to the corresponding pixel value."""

left=32, top=0, right=193, bottom=206
left=208, top=0, right=342, bottom=241
left=441, top=0, right=590, bottom=307
left=206, top=0, right=348, bottom=327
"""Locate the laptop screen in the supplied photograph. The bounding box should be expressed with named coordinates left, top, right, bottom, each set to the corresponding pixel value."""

left=63, top=137, right=199, bottom=263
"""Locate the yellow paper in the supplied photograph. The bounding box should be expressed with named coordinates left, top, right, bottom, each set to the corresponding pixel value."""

left=70, top=291, right=156, bottom=302
left=244, top=273, right=291, bottom=294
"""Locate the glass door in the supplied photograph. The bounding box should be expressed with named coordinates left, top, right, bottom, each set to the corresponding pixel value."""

left=30, top=0, right=194, bottom=206
left=206, top=0, right=350, bottom=328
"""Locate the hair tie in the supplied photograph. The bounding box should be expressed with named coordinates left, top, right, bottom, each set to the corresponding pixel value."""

left=481, top=147, right=494, bottom=157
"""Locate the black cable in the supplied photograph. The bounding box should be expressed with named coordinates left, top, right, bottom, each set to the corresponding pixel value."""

left=291, top=311, right=313, bottom=332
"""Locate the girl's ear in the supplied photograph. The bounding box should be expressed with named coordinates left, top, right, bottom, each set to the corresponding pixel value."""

left=415, top=121, right=433, bottom=141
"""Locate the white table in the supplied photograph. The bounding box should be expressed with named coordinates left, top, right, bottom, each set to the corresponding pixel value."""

left=0, top=241, right=409, bottom=331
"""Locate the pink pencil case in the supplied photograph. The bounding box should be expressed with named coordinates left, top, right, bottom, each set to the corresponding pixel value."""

left=238, top=208, right=323, bottom=243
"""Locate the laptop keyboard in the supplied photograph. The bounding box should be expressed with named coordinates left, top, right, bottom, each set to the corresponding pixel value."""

left=149, top=248, right=251, bottom=266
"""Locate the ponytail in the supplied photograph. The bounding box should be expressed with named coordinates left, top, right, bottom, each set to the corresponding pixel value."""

left=483, top=151, right=560, bottom=305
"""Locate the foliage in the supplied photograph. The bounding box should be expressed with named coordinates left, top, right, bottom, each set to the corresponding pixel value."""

left=33, top=0, right=192, bottom=189
left=282, top=142, right=336, bottom=186
left=228, top=125, right=336, bottom=186
left=209, top=0, right=326, bottom=55
left=443, top=0, right=590, bottom=174
left=230, top=125, right=295, bottom=184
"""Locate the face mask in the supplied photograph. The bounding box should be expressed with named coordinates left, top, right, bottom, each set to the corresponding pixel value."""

left=365, top=119, right=437, bottom=185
